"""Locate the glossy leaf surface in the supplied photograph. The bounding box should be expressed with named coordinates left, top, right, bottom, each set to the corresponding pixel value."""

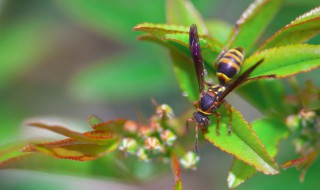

left=230, top=0, right=283, bottom=52
left=204, top=106, right=279, bottom=175
left=166, top=0, right=208, bottom=34
left=241, top=45, right=320, bottom=78
left=228, top=118, right=289, bottom=189
left=259, top=7, right=320, bottom=51
left=133, top=23, right=189, bottom=37
left=28, top=122, right=114, bottom=145
left=237, top=80, right=286, bottom=114
left=205, top=19, right=233, bottom=45
left=169, top=50, right=199, bottom=101
left=90, top=119, right=126, bottom=134
left=22, top=138, right=118, bottom=161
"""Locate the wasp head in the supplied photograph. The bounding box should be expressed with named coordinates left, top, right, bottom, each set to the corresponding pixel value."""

left=193, top=111, right=210, bottom=129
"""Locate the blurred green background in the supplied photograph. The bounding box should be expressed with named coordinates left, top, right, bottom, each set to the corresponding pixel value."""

left=0, top=0, right=319, bottom=189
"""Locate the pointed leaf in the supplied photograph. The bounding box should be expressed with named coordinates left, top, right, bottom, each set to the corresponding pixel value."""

left=259, top=7, right=320, bottom=51
left=228, top=118, right=289, bottom=189
left=88, top=114, right=103, bottom=127
left=91, top=119, right=126, bottom=133
left=133, top=23, right=223, bottom=56
left=169, top=50, right=199, bottom=101
left=282, top=150, right=318, bottom=182
left=165, top=33, right=220, bottom=69
left=171, top=153, right=183, bottom=190
left=241, top=44, right=320, bottom=78
left=237, top=80, right=286, bottom=114
left=28, top=122, right=114, bottom=145
left=204, top=106, right=279, bottom=174
left=230, top=0, right=283, bottom=52
left=205, top=19, right=233, bottom=45
left=133, top=23, right=190, bottom=38
left=165, top=33, right=222, bottom=54
left=22, top=138, right=118, bottom=161
left=166, top=0, right=208, bottom=34
left=0, top=142, right=31, bottom=164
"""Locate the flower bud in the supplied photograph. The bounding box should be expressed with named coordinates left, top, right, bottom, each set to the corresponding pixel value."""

left=149, top=116, right=163, bottom=132
left=156, top=104, right=174, bottom=119
left=300, top=110, right=317, bottom=129
left=138, top=125, right=155, bottom=138
left=160, top=129, right=177, bottom=146
left=144, top=137, right=163, bottom=153
left=286, top=115, right=301, bottom=132
left=118, top=138, right=138, bottom=154
left=124, top=120, right=139, bottom=134
left=180, top=151, right=200, bottom=170
left=137, top=148, right=149, bottom=162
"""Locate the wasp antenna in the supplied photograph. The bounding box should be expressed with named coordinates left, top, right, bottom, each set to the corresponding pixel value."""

left=186, top=118, right=194, bottom=133
left=195, top=125, right=199, bottom=153
left=150, top=97, right=159, bottom=109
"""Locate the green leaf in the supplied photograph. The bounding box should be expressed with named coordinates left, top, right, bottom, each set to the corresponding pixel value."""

left=204, top=106, right=279, bottom=175
left=22, top=138, right=118, bottom=161
left=259, top=7, right=320, bottom=51
left=282, top=150, right=318, bottom=182
left=165, top=33, right=222, bottom=54
left=133, top=23, right=190, bottom=37
left=0, top=142, right=30, bottom=163
left=227, top=118, right=289, bottom=189
left=133, top=23, right=223, bottom=54
left=165, top=33, right=220, bottom=68
left=230, top=0, right=283, bottom=52
left=205, top=19, right=233, bottom=45
left=88, top=115, right=103, bottom=127
left=174, top=181, right=183, bottom=190
left=237, top=80, right=286, bottom=114
left=166, top=0, right=208, bottom=34
left=28, top=122, right=115, bottom=145
left=91, top=119, right=126, bottom=134
left=169, top=50, right=199, bottom=101
left=171, top=153, right=183, bottom=190
left=241, top=44, right=320, bottom=78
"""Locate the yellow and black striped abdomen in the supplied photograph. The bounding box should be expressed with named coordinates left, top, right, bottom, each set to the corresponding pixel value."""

left=216, top=47, right=244, bottom=85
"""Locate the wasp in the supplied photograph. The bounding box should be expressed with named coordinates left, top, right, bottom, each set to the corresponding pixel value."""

left=188, top=24, right=275, bottom=152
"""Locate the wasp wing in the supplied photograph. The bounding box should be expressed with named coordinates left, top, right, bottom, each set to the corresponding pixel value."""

left=189, top=24, right=205, bottom=93
left=217, top=58, right=265, bottom=103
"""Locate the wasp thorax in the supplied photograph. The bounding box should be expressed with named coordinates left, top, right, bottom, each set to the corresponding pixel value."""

left=193, top=111, right=210, bottom=129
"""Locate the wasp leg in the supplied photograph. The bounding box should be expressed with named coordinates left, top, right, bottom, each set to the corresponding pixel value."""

left=214, top=112, right=221, bottom=135
left=150, top=97, right=159, bottom=108
left=204, top=81, right=214, bottom=86
left=193, top=100, right=199, bottom=108
left=195, top=124, right=199, bottom=153
left=223, top=101, right=233, bottom=135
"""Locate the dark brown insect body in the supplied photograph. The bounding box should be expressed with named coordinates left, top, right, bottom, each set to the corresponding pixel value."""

left=189, top=24, right=274, bottom=152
